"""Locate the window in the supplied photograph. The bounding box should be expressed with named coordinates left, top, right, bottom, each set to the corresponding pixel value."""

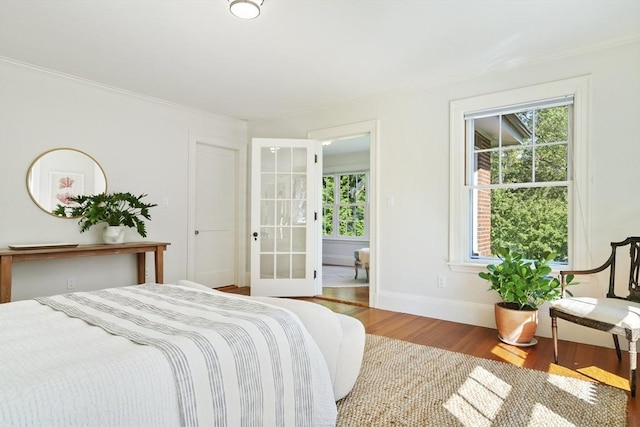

left=468, top=99, right=572, bottom=262
left=449, top=77, right=590, bottom=269
left=323, top=172, right=368, bottom=239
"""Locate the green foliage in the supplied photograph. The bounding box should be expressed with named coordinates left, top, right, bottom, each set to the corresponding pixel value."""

left=488, top=105, right=570, bottom=261
left=478, top=247, right=575, bottom=310
left=322, top=173, right=367, bottom=237
left=52, top=192, right=157, bottom=238
left=490, top=187, right=568, bottom=261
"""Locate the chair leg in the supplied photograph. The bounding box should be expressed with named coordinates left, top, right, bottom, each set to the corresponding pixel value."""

left=551, top=315, right=559, bottom=364
left=613, top=335, right=622, bottom=361
left=630, top=339, right=637, bottom=398
left=354, top=262, right=359, bottom=280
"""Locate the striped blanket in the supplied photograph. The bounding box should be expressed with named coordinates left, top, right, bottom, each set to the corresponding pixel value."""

left=1, top=284, right=336, bottom=426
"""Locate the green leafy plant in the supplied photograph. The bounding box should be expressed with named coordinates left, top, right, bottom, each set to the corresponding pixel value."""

left=53, top=192, right=157, bottom=238
left=478, top=247, right=575, bottom=310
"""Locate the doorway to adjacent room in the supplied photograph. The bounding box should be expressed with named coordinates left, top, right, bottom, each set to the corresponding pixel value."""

left=309, top=121, right=377, bottom=307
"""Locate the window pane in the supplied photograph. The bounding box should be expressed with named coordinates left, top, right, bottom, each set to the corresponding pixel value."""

left=277, top=147, right=291, bottom=172
left=292, top=200, right=306, bottom=225
left=276, top=226, right=290, bottom=252
left=322, top=206, right=333, bottom=235
left=513, top=110, right=534, bottom=145
left=261, top=173, right=275, bottom=198
left=260, top=227, right=275, bottom=252
left=535, top=144, right=567, bottom=182
left=260, top=200, right=275, bottom=226
left=292, top=147, right=306, bottom=172
left=261, top=147, right=276, bottom=173
left=340, top=174, right=357, bottom=203
left=260, top=254, right=274, bottom=278
left=276, top=174, right=291, bottom=198
left=356, top=173, right=367, bottom=203
left=536, top=106, right=568, bottom=144
left=502, top=147, right=533, bottom=183
left=471, top=187, right=568, bottom=262
left=323, top=176, right=334, bottom=203
left=472, top=149, right=499, bottom=185
left=292, top=254, right=306, bottom=279
left=276, top=200, right=290, bottom=225
left=338, top=206, right=365, bottom=237
left=292, top=227, right=306, bottom=252
left=292, top=175, right=306, bottom=199
left=275, top=254, right=290, bottom=279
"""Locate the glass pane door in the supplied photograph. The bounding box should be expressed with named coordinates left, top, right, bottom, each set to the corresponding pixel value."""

left=251, top=139, right=318, bottom=296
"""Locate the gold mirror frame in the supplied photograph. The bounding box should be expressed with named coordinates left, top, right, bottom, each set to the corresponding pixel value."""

left=26, top=148, right=108, bottom=217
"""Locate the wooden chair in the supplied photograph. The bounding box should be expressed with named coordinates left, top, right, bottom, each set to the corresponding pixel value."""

left=549, top=236, right=640, bottom=397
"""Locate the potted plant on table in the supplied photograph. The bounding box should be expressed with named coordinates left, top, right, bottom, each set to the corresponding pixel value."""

left=53, top=192, right=157, bottom=244
left=478, top=247, right=575, bottom=346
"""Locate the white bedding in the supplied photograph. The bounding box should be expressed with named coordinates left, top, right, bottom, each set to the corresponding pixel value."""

left=0, top=284, right=337, bottom=426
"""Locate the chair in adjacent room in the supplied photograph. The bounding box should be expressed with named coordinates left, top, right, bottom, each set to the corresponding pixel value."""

left=354, top=248, right=369, bottom=282
left=549, top=236, right=640, bottom=397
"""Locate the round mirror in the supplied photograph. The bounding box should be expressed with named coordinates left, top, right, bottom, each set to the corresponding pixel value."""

left=26, top=148, right=107, bottom=217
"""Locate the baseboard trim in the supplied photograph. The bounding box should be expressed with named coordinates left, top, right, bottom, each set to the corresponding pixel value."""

left=376, top=290, right=495, bottom=328
left=374, top=290, right=614, bottom=348
left=322, top=255, right=354, bottom=267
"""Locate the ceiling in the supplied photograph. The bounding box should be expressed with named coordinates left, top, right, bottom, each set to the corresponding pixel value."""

left=323, top=133, right=370, bottom=156
left=1, top=1, right=639, bottom=123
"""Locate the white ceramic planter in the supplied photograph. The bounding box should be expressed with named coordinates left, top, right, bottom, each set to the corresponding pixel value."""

left=102, top=225, right=125, bottom=244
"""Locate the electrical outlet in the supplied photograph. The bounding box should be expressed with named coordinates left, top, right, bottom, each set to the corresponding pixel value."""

left=67, top=278, right=76, bottom=290
left=145, top=269, right=150, bottom=280
left=437, top=275, right=446, bottom=288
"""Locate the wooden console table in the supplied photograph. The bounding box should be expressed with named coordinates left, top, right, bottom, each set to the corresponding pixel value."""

left=0, top=242, right=170, bottom=304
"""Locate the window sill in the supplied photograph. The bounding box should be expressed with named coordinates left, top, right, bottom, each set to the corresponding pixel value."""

left=322, top=237, right=369, bottom=243
left=448, top=261, right=590, bottom=284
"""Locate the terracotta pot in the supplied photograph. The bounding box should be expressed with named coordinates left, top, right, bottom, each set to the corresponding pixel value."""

left=494, top=302, right=538, bottom=345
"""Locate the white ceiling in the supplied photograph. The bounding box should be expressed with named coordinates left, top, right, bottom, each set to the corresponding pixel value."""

left=1, top=1, right=639, bottom=123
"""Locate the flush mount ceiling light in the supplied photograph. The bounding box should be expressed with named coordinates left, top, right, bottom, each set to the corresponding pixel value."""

left=229, top=0, right=264, bottom=20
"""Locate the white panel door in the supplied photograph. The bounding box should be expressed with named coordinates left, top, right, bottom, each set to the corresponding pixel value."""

left=194, top=143, right=236, bottom=287
left=250, top=138, right=320, bottom=297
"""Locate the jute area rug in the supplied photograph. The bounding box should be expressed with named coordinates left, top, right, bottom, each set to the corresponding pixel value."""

left=336, top=335, right=627, bottom=427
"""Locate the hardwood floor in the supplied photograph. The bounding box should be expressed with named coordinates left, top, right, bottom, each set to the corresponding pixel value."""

left=317, top=286, right=369, bottom=306
left=221, top=286, right=638, bottom=425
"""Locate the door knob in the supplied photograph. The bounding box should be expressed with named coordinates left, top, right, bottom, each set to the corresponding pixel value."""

left=195, top=230, right=200, bottom=235
left=253, top=232, right=258, bottom=241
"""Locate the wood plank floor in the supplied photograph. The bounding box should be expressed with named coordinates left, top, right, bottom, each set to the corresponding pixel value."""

left=220, top=286, right=638, bottom=425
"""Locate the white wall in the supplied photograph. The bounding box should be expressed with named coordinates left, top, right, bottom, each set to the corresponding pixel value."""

left=0, top=60, right=247, bottom=301
left=249, top=41, right=640, bottom=347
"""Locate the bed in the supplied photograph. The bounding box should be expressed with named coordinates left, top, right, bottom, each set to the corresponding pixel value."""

left=0, top=282, right=362, bottom=426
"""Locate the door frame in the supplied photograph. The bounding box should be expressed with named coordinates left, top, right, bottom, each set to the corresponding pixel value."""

left=187, top=133, right=247, bottom=286
left=308, top=120, right=379, bottom=307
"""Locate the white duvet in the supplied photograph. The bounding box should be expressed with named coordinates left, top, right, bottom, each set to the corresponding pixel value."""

left=0, top=284, right=337, bottom=426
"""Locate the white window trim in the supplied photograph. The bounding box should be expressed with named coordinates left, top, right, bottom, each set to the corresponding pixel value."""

left=449, top=76, right=591, bottom=273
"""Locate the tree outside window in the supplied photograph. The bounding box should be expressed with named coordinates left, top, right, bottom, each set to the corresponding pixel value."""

left=323, top=172, right=368, bottom=238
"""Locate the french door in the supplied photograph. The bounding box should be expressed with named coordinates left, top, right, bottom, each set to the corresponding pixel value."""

left=250, top=138, right=321, bottom=297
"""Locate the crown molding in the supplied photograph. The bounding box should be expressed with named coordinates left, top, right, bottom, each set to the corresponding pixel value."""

left=0, top=56, right=244, bottom=124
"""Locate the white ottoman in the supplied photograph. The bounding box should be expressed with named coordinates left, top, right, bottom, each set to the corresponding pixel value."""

left=244, top=296, right=365, bottom=400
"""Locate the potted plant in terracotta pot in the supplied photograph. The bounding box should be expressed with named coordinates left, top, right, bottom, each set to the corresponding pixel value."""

left=53, top=192, right=157, bottom=244
left=478, top=247, right=575, bottom=346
